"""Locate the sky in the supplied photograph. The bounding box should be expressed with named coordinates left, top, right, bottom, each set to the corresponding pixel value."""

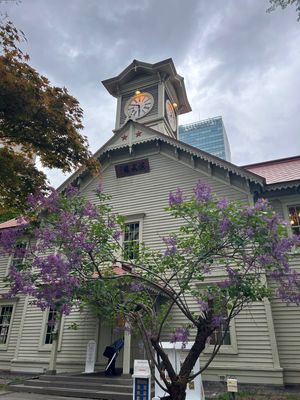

left=2, top=0, right=300, bottom=187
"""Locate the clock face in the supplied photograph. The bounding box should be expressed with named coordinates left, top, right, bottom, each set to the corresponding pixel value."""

left=165, top=99, right=177, bottom=132
left=124, top=92, right=154, bottom=120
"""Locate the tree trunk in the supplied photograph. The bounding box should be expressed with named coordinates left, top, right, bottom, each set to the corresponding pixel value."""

left=162, top=381, right=187, bottom=400
left=47, top=316, right=62, bottom=375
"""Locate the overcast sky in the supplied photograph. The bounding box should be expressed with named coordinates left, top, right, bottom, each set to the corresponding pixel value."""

left=2, top=0, right=300, bottom=187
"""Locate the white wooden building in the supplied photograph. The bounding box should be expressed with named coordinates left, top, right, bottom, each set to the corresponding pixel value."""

left=0, top=59, right=299, bottom=386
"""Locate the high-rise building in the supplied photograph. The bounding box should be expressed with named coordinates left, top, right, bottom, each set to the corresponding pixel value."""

left=179, top=116, right=231, bottom=161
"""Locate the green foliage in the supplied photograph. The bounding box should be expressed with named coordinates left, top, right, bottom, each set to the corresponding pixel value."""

left=3, top=182, right=298, bottom=400
left=68, top=322, right=79, bottom=331
left=0, top=20, right=98, bottom=213
left=0, top=147, right=47, bottom=214
left=0, top=207, right=18, bottom=223
left=267, top=0, right=300, bottom=20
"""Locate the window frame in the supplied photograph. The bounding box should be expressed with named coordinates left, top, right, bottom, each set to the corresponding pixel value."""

left=196, top=282, right=238, bottom=355
left=209, top=315, right=232, bottom=347
left=0, top=300, right=17, bottom=350
left=6, top=240, right=28, bottom=276
left=121, top=213, right=145, bottom=262
left=276, top=197, right=300, bottom=248
left=203, top=316, right=238, bottom=355
left=39, top=308, right=64, bottom=352
left=286, top=204, right=300, bottom=237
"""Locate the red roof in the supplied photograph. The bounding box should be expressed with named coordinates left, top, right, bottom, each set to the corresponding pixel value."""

left=0, top=218, right=27, bottom=230
left=243, top=156, right=300, bottom=185
left=92, top=262, right=132, bottom=278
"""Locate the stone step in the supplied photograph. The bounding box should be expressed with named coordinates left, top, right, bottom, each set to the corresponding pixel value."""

left=10, top=384, right=132, bottom=400
left=23, top=378, right=133, bottom=393
left=41, top=374, right=133, bottom=385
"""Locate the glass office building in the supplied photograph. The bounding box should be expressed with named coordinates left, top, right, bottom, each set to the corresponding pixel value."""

left=179, top=116, right=231, bottom=162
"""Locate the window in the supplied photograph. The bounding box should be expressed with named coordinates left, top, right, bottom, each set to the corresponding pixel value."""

left=210, top=319, right=231, bottom=346
left=198, top=283, right=238, bottom=354
left=10, top=242, right=27, bottom=269
left=0, top=305, right=13, bottom=345
left=288, top=205, right=300, bottom=235
left=44, top=308, right=57, bottom=345
left=123, top=222, right=140, bottom=260
left=39, top=308, right=64, bottom=351
left=205, top=314, right=237, bottom=354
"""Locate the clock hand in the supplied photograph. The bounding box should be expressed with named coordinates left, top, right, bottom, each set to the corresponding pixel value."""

left=132, top=104, right=140, bottom=116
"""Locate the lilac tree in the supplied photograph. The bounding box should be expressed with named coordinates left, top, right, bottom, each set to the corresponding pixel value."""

left=0, top=182, right=299, bottom=400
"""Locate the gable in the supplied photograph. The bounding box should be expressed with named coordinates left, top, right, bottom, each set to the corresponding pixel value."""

left=105, top=123, right=161, bottom=153
left=82, top=150, right=251, bottom=211
left=59, top=120, right=264, bottom=202
left=80, top=150, right=251, bottom=250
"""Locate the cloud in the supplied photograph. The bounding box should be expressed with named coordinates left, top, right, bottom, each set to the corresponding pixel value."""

left=2, top=0, right=300, bottom=186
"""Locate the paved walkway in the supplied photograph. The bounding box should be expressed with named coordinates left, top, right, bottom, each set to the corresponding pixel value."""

left=0, top=393, right=89, bottom=400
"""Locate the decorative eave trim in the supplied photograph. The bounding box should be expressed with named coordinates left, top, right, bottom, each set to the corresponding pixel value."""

left=101, top=58, right=191, bottom=114
left=262, top=179, right=300, bottom=192
left=105, top=121, right=265, bottom=185
left=58, top=121, right=265, bottom=192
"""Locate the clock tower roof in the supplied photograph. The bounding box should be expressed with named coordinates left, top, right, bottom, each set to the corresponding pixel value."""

left=102, top=58, right=191, bottom=115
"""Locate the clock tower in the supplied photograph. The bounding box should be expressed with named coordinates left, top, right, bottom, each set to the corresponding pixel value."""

left=102, top=58, right=191, bottom=139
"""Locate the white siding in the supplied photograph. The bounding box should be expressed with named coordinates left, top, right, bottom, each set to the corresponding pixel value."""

left=1, top=148, right=297, bottom=386
left=270, top=254, right=300, bottom=384
left=79, top=151, right=281, bottom=383
left=83, top=151, right=250, bottom=252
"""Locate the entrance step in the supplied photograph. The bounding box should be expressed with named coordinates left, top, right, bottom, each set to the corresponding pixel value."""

left=9, top=373, right=133, bottom=400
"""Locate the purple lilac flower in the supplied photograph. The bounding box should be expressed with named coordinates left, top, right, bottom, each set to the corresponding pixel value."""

left=82, top=202, right=99, bottom=218
left=35, top=227, right=56, bottom=245
left=95, top=182, right=104, bottom=194
left=130, top=282, right=144, bottom=292
left=112, top=230, right=123, bottom=240
left=169, top=188, right=185, bottom=206
left=0, top=228, right=23, bottom=255
left=163, top=236, right=177, bottom=256
left=198, top=213, right=210, bottom=222
left=275, top=269, right=300, bottom=304
left=170, top=327, right=190, bottom=347
left=217, top=198, right=228, bottom=209
left=28, top=188, right=59, bottom=213
left=13, top=244, right=27, bottom=259
left=242, top=204, right=257, bottom=217
left=245, top=227, right=254, bottom=237
left=65, top=184, right=79, bottom=197
left=217, top=280, right=231, bottom=289
left=254, top=198, right=269, bottom=211
left=60, top=303, right=72, bottom=315
left=7, top=267, right=35, bottom=297
left=197, top=299, right=210, bottom=312
left=72, top=232, right=95, bottom=253
left=212, top=315, right=225, bottom=328
left=225, top=266, right=239, bottom=283
left=272, top=237, right=294, bottom=260
left=220, top=217, right=231, bottom=235
left=193, top=181, right=212, bottom=203
left=293, top=234, right=300, bottom=246
left=107, top=217, right=117, bottom=229
left=259, top=255, right=272, bottom=266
